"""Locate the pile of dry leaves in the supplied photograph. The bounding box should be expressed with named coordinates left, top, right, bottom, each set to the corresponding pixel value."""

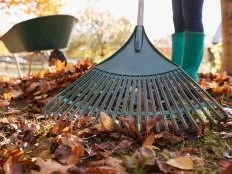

left=0, top=62, right=231, bottom=174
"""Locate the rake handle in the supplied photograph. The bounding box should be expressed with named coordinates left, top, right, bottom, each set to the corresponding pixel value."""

left=137, top=0, right=144, bottom=26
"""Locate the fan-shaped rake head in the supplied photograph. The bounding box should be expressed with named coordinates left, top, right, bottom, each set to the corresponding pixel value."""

left=43, top=26, right=228, bottom=132
left=43, top=68, right=228, bottom=132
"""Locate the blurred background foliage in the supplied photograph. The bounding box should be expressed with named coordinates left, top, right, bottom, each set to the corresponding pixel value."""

left=0, top=0, right=225, bottom=76
left=67, top=9, right=133, bottom=63
left=0, top=0, right=63, bottom=16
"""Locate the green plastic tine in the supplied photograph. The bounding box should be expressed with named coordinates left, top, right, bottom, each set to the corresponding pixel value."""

left=58, top=70, right=96, bottom=101
left=61, top=72, right=107, bottom=120
left=66, top=75, right=108, bottom=121
left=46, top=70, right=95, bottom=113
left=89, top=76, right=116, bottom=120
left=147, top=77, right=160, bottom=132
left=181, top=70, right=228, bottom=121
left=94, top=77, right=118, bottom=117
left=174, top=71, right=216, bottom=124
left=136, top=77, right=142, bottom=131
left=61, top=70, right=96, bottom=99
left=113, top=78, right=128, bottom=118
left=160, top=74, right=188, bottom=129
left=161, top=73, right=190, bottom=128
left=121, top=78, right=132, bottom=116
left=43, top=83, right=73, bottom=114
left=142, top=78, right=149, bottom=123
left=52, top=71, right=105, bottom=119
left=152, top=76, right=169, bottom=131
left=106, top=77, right=124, bottom=114
left=70, top=73, right=110, bottom=118
left=156, top=75, right=179, bottom=130
left=48, top=71, right=100, bottom=116
left=43, top=70, right=94, bottom=112
left=167, top=72, right=205, bottom=125
left=78, top=74, right=111, bottom=117
left=129, top=79, right=137, bottom=116
left=178, top=70, right=223, bottom=121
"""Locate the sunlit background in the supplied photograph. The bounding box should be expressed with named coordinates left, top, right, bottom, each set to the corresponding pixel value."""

left=0, top=0, right=222, bottom=76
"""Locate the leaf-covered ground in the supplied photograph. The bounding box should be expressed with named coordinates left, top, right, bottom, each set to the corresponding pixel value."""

left=0, top=61, right=231, bottom=174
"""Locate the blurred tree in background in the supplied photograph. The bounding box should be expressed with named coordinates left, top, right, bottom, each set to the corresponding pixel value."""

left=220, top=0, right=232, bottom=74
left=66, top=9, right=133, bottom=63
left=0, top=0, right=63, bottom=16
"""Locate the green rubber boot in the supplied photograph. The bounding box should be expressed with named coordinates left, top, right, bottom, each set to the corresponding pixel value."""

left=182, top=32, right=204, bottom=81
left=171, top=32, right=184, bottom=66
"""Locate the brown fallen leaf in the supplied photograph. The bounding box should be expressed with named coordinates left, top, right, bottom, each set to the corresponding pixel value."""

left=88, top=166, right=115, bottom=174
left=84, top=58, right=90, bottom=67
left=113, top=139, right=133, bottom=154
left=51, top=119, right=71, bottom=136
left=3, top=157, right=23, bottom=174
left=24, top=81, right=40, bottom=95
left=0, top=99, right=10, bottom=107
left=53, top=146, right=71, bottom=164
left=31, top=157, right=72, bottom=174
left=215, top=71, right=230, bottom=82
left=33, top=81, right=57, bottom=96
left=166, top=157, right=193, bottom=170
left=156, top=160, right=173, bottom=174
left=38, top=150, right=50, bottom=160
left=67, top=145, right=85, bottom=165
left=188, top=155, right=204, bottom=168
left=105, top=157, right=127, bottom=174
left=94, top=112, right=118, bottom=132
left=3, top=108, right=21, bottom=116
left=154, top=131, right=183, bottom=145
left=94, top=121, right=107, bottom=132
left=132, top=147, right=157, bottom=167
left=213, top=86, right=224, bottom=94
left=199, top=80, right=209, bottom=89
left=142, top=131, right=155, bottom=147
left=88, top=157, right=127, bottom=174
left=218, top=159, right=232, bottom=174
left=53, top=145, right=85, bottom=166
left=60, top=133, right=83, bottom=147
left=100, top=112, right=114, bottom=131
left=224, top=85, right=232, bottom=94
left=146, top=116, right=162, bottom=133
left=67, top=166, right=88, bottom=174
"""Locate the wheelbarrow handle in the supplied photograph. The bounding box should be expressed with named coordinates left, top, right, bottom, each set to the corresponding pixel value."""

left=137, top=0, right=144, bottom=26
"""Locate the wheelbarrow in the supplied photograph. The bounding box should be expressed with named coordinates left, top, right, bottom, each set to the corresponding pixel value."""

left=0, top=14, right=78, bottom=77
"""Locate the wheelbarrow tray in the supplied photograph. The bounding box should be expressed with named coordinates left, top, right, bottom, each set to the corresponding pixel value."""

left=1, top=15, right=77, bottom=53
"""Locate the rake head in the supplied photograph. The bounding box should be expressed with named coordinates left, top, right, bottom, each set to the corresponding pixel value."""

left=43, top=26, right=228, bottom=132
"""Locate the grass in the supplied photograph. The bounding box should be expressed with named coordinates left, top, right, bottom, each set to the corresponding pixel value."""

left=168, top=129, right=231, bottom=173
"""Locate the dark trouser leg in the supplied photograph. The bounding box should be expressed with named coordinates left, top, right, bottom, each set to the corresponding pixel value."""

left=182, top=0, right=204, bottom=81
left=171, top=0, right=185, bottom=66
left=182, top=0, right=204, bottom=32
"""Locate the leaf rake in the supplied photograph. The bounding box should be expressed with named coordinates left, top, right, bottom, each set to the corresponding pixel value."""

left=43, top=0, right=228, bottom=132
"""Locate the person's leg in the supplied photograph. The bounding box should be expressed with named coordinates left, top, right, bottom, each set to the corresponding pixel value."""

left=182, top=0, right=204, bottom=81
left=171, top=0, right=185, bottom=66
